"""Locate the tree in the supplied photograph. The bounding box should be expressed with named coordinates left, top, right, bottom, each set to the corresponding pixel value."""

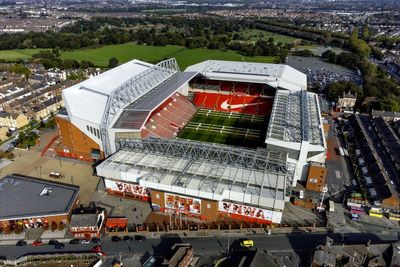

left=50, top=221, right=58, bottom=232
left=108, top=57, right=119, bottom=68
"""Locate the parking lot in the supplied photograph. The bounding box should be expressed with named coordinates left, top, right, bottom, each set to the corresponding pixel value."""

left=287, top=56, right=362, bottom=88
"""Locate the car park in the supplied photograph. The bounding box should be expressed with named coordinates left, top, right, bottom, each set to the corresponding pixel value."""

left=123, top=236, right=133, bottom=242
left=55, top=243, right=65, bottom=249
left=69, top=239, right=80, bottom=244
left=111, top=236, right=121, bottom=242
left=16, top=240, right=27, bottom=246
left=134, top=235, right=146, bottom=242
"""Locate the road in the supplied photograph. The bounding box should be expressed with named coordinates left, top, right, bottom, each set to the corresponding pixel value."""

left=1, top=232, right=399, bottom=264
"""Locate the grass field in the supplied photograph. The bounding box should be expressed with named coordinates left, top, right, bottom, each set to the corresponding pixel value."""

left=237, top=29, right=299, bottom=44
left=0, top=49, right=42, bottom=60
left=179, top=109, right=267, bottom=148
left=0, top=43, right=277, bottom=69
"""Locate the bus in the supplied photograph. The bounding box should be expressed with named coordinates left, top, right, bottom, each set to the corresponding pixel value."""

left=369, top=208, right=383, bottom=218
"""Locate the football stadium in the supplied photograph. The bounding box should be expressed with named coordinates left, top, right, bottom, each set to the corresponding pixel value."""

left=55, top=58, right=326, bottom=225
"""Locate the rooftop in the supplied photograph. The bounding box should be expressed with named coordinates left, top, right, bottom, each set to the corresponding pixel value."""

left=266, top=90, right=325, bottom=147
left=97, top=138, right=294, bottom=215
left=0, top=174, right=79, bottom=220
left=185, top=60, right=307, bottom=91
left=113, top=71, right=197, bottom=130
left=70, top=213, right=98, bottom=227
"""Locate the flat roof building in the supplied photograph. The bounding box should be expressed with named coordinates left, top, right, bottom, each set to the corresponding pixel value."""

left=0, top=174, right=79, bottom=230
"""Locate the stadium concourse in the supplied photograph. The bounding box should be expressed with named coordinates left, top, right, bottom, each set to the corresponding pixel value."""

left=55, top=58, right=326, bottom=225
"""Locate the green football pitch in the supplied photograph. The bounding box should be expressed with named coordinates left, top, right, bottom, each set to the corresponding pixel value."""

left=178, top=109, right=268, bottom=148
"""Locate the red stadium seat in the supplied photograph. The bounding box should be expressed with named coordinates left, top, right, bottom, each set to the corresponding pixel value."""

left=141, top=92, right=197, bottom=139
left=192, top=92, right=273, bottom=116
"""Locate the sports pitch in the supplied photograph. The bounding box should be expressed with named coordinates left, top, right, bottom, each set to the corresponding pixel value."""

left=178, top=109, right=268, bottom=148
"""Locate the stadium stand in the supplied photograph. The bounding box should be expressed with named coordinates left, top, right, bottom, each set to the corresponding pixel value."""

left=190, top=79, right=275, bottom=97
left=141, top=92, right=197, bottom=139
left=192, top=92, right=273, bottom=116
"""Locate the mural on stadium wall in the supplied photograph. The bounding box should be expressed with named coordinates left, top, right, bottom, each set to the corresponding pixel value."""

left=219, top=201, right=273, bottom=221
left=165, top=193, right=201, bottom=214
left=104, top=179, right=149, bottom=197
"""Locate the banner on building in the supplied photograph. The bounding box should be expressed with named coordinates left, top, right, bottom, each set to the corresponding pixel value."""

left=104, top=179, right=149, bottom=197
left=165, top=193, right=201, bottom=214
left=219, top=201, right=282, bottom=223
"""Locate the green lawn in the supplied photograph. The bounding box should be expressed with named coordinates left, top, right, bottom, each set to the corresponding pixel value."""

left=0, top=49, right=42, bottom=60
left=60, top=43, right=185, bottom=66
left=0, top=43, right=278, bottom=69
left=237, top=29, right=299, bottom=44
left=60, top=44, right=277, bottom=69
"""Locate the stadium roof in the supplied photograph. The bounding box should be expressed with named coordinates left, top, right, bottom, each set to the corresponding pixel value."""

left=96, top=138, right=295, bottom=212
left=266, top=90, right=325, bottom=150
left=63, top=59, right=153, bottom=125
left=185, top=60, right=307, bottom=91
left=113, top=71, right=198, bottom=130
left=0, top=174, right=79, bottom=220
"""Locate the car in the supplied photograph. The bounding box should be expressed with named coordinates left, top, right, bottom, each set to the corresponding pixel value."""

left=69, top=239, right=80, bottom=244
left=123, top=235, right=133, bottom=242
left=91, top=237, right=100, bottom=243
left=239, top=239, right=254, bottom=248
left=48, top=240, right=58, bottom=245
left=32, top=240, right=44, bottom=247
left=134, top=235, right=146, bottom=242
left=16, top=240, right=27, bottom=246
left=54, top=242, right=65, bottom=249
left=91, top=245, right=103, bottom=253
left=111, top=236, right=121, bottom=242
left=189, top=225, right=198, bottom=231
left=80, top=239, right=90, bottom=244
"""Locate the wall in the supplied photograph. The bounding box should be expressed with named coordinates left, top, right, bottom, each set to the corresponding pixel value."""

left=55, top=116, right=104, bottom=161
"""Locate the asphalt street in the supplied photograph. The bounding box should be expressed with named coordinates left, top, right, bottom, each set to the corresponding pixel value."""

left=1, top=232, right=399, bottom=264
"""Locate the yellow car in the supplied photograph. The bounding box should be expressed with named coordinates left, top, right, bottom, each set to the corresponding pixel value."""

left=240, top=239, right=254, bottom=247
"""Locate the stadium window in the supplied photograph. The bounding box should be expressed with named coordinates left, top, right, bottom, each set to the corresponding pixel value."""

left=90, top=127, right=93, bottom=134
left=156, top=194, right=160, bottom=199
left=96, top=129, right=100, bottom=138
left=207, top=204, right=211, bottom=209
left=86, top=125, right=89, bottom=131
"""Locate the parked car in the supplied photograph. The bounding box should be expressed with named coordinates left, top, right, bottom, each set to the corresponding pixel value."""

left=16, top=240, right=27, bottom=246
left=32, top=240, right=44, bottom=247
left=69, top=239, right=80, bottom=244
left=91, top=237, right=100, bottom=243
left=111, top=236, right=121, bottom=242
left=48, top=240, right=58, bottom=245
left=134, top=235, right=146, bottom=242
left=54, top=243, right=65, bottom=249
left=80, top=239, right=90, bottom=244
left=123, top=236, right=133, bottom=242
left=239, top=239, right=254, bottom=248
left=91, top=245, right=103, bottom=253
